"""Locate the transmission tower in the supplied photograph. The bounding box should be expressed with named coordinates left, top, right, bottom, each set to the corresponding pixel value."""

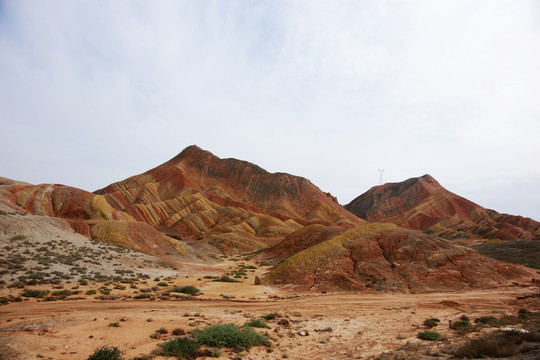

left=378, top=169, right=384, bottom=185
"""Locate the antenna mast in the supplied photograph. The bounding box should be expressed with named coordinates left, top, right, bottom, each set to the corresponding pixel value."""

left=378, top=169, right=384, bottom=185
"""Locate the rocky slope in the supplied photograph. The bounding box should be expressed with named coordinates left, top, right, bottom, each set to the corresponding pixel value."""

left=345, top=175, right=540, bottom=242
left=95, top=145, right=364, bottom=252
left=264, top=223, right=530, bottom=292
left=0, top=178, right=186, bottom=257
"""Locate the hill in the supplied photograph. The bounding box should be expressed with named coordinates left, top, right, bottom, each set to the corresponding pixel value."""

left=345, top=175, right=540, bottom=242
left=264, top=223, right=530, bottom=292
left=94, top=145, right=364, bottom=252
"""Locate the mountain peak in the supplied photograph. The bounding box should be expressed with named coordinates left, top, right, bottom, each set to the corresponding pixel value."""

left=346, top=175, right=540, bottom=241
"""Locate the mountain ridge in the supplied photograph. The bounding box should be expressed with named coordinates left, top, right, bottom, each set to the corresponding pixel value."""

left=346, top=174, right=540, bottom=242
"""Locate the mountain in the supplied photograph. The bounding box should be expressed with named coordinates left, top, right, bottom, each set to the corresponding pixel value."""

left=264, top=223, right=530, bottom=292
left=94, top=145, right=364, bottom=252
left=0, top=177, right=181, bottom=256
left=345, top=175, right=540, bottom=242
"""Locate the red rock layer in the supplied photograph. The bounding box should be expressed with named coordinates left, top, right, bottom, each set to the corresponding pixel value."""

left=265, top=223, right=530, bottom=292
left=0, top=181, right=177, bottom=256
left=346, top=175, right=540, bottom=241
left=95, top=145, right=365, bottom=251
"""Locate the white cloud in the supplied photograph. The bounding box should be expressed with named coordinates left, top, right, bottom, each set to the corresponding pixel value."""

left=0, top=0, right=539, bottom=220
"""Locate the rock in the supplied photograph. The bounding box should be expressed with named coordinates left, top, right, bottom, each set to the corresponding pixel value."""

left=254, top=276, right=261, bottom=285
left=277, top=318, right=290, bottom=326
left=502, top=328, right=529, bottom=333
left=120, top=317, right=127, bottom=322
left=146, top=318, right=152, bottom=322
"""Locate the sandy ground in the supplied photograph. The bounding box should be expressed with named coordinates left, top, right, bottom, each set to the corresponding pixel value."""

left=1, top=258, right=539, bottom=360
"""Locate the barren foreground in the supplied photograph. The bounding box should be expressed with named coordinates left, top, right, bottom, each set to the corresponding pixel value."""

left=1, top=276, right=539, bottom=360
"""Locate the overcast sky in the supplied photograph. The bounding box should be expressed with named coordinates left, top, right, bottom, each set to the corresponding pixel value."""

left=1, top=0, right=539, bottom=220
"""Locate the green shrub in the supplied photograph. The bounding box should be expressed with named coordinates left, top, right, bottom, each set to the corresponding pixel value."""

left=475, top=316, right=499, bottom=326
left=86, top=289, right=97, bottom=295
left=87, top=346, right=123, bottom=360
left=158, top=337, right=200, bottom=357
left=417, top=330, right=441, bottom=341
left=212, top=276, right=240, bottom=283
left=172, top=286, right=200, bottom=295
left=453, top=329, right=540, bottom=358
left=20, top=289, right=49, bottom=298
left=452, top=320, right=472, bottom=329
left=423, top=318, right=439, bottom=328
left=51, top=290, right=71, bottom=297
left=156, top=327, right=168, bottom=334
left=10, top=235, right=26, bottom=241
left=262, top=312, right=280, bottom=320
left=108, top=322, right=120, bottom=327
left=157, top=282, right=168, bottom=287
left=134, top=293, right=152, bottom=299
left=192, top=323, right=269, bottom=350
left=245, top=319, right=269, bottom=328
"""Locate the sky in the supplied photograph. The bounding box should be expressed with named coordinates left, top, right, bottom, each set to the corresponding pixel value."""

left=1, top=0, right=539, bottom=221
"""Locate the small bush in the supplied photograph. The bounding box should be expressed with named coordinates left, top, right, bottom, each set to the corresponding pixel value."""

left=452, top=320, right=472, bottom=329
left=156, top=327, right=168, bottom=334
left=158, top=337, right=200, bottom=358
left=86, top=289, right=97, bottom=295
left=157, top=282, right=168, bottom=287
left=87, top=345, right=123, bottom=360
left=423, top=318, right=439, bottom=328
left=212, top=276, right=240, bottom=283
left=51, top=290, right=71, bottom=297
left=245, top=319, right=269, bottom=328
left=134, top=293, right=152, bottom=299
left=475, top=316, right=499, bottom=326
left=172, top=328, right=186, bottom=336
left=417, top=331, right=441, bottom=341
left=108, top=322, right=120, bottom=327
left=453, top=329, right=540, bottom=358
left=20, top=289, right=49, bottom=298
left=192, top=323, right=269, bottom=350
left=172, top=286, right=200, bottom=295
left=10, top=235, right=26, bottom=241
left=262, top=312, right=280, bottom=320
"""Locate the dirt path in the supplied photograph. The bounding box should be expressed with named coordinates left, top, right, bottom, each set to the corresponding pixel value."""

left=1, top=285, right=538, bottom=360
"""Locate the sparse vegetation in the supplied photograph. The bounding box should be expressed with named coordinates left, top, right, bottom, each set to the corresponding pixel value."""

left=262, top=312, right=280, bottom=320
left=212, top=276, right=240, bottom=283
left=245, top=319, right=270, bottom=328
left=108, top=322, right=120, bottom=327
left=157, top=337, right=200, bottom=358
left=475, top=316, right=499, bottom=326
left=192, top=323, right=269, bottom=350
left=20, top=289, right=49, bottom=298
left=417, top=330, right=441, bottom=341
left=453, top=329, right=540, bottom=358
left=87, top=346, right=123, bottom=360
left=423, top=318, right=440, bottom=328
left=172, top=286, right=199, bottom=295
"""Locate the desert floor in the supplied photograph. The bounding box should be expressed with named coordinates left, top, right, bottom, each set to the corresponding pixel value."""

left=1, top=260, right=539, bottom=360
